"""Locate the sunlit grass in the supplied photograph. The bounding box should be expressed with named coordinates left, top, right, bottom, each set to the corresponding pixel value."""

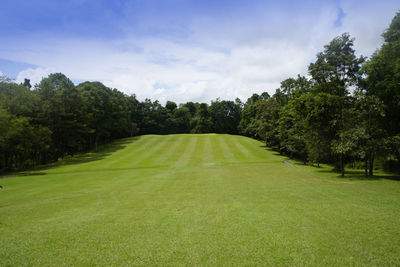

left=1, top=134, right=399, bottom=266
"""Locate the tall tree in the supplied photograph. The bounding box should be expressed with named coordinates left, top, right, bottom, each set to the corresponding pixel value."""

left=191, top=103, right=212, bottom=133
left=255, top=95, right=281, bottom=148
left=277, top=76, right=311, bottom=161
left=364, top=11, right=400, bottom=167
left=37, top=73, right=86, bottom=159
left=239, top=92, right=269, bottom=137
left=307, top=33, right=364, bottom=175
left=209, top=99, right=241, bottom=134
left=355, top=93, right=385, bottom=176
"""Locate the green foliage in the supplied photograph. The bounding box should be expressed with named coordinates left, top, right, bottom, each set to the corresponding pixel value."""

left=277, top=102, right=307, bottom=160
left=36, top=73, right=87, bottom=158
left=309, top=33, right=364, bottom=96
left=170, top=107, right=191, bottom=133
left=0, top=108, right=51, bottom=171
left=239, top=92, right=270, bottom=138
left=0, top=71, right=248, bottom=172
left=165, top=100, right=177, bottom=112
left=243, top=31, right=387, bottom=176
left=363, top=11, right=400, bottom=168
left=191, top=103, right=213, bottom=133
left=239, top=101, right=260, bottom=137
left=382, top=11, right=400, bottom=42
left=209, top=99, right=241, bottom=134
left=307, top=33, right=364, bottom=174
left=255, top=96, right=281, bottom=148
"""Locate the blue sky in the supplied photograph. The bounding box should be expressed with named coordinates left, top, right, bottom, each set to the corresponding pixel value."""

left=0, top=0, right=399, bottom=103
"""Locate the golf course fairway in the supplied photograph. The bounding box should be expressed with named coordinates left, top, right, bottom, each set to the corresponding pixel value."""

left=1, top=134, right=399, bottom=266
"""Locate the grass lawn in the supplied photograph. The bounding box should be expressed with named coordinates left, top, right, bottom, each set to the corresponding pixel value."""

left=1, top=134, right=400, bottom=266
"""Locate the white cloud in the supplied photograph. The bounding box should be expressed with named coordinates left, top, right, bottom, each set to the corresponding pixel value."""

left=16, top=67, right=53, bottom=87
left=5, top=1, right=399, bottom=104
left=339, top=1, right=398, bottom=56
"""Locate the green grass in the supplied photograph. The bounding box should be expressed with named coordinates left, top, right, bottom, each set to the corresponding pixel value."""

left=1, top=134, right=400, bottom=266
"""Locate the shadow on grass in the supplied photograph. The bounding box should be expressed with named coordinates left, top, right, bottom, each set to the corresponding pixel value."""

left=257, top=144, right=400, bottom=181
left=0, top=137, right=139, bottom=178
left=44, top=164, right=167, bottom=176
left=315, top=168, right=400, bottom=181
left=293, top=162, right=324, bottom=169
left=258, top=145, right=284, bottom=156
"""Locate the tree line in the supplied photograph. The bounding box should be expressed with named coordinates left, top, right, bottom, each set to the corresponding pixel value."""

left=0, top=12, right=399, bottom=175
left=0, top=74, right=242, bottom=171
left=239, top=12, right=400, bottom=176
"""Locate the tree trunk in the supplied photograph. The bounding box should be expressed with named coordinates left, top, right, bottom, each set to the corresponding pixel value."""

left=89, top=135, right=93, bottom=150
left=369, top=154, right=374, bottom=176
left=95, top=135, right=99, bottom=151
left=341, top=153, right=345, bottom=177
left=365, top=157, right=368, bottom=177
left=395, top=151, right=400, bottom=169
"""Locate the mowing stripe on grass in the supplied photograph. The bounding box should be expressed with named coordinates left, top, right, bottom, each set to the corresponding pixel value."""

left=102, top=135, right=159, bottom=167
left=209, top=134, right=225, bottom=164
left=125, top=134, right=174, bottom=167
left=171, top=134, right=198, bottom=169
left=189, top=135, right=205, bottom=168
left=202, top=134, right=216, bottom=166
left=217, top=134, right=235, bottom=162
left=236, top=136, right=275, bottom=162
left=224, top=134, right=248, bottom=160
left=231, top=135, right=267, bottom=163
left=149, top=135, right=185, bottom=167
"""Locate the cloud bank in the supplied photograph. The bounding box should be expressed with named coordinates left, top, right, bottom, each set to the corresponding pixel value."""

left=0, top=0, right=398, bottom=103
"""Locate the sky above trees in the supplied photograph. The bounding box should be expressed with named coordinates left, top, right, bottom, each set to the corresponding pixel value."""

left=0, top=0, right=399, bottom=103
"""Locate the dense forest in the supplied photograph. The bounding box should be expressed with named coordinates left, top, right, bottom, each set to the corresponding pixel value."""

left=1, top=12, right=399, bottom=175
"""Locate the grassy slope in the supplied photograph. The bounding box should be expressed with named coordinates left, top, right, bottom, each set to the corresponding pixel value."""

left=0, top=134, right=399, bottom=266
